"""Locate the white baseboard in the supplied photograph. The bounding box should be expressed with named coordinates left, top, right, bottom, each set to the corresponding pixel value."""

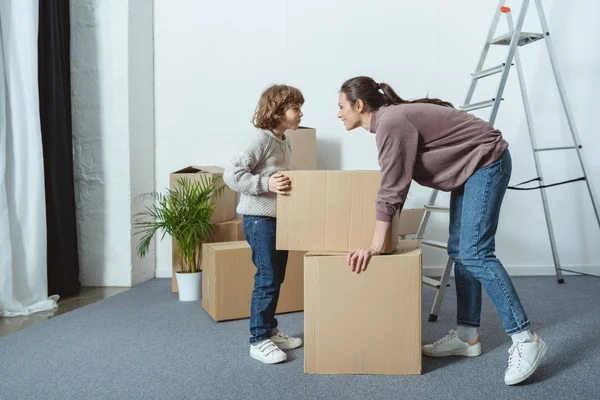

left=424, top=265, right=600, bottom=277
left=156, top=268, right=172, bottom=278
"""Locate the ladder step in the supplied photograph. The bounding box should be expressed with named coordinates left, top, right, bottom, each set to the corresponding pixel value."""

left=422, top=276, right=441, bottom=289
left=491, top=32, right=545, bottom=46
left=460, top=98, right=502, bottom=112
left=534, top=146, right=578, bottom=152
left=471, top=63, right=512, bottom=80
left=424, top=205, right=449, bottom=213
left=420, top=240, right=448, bottom=251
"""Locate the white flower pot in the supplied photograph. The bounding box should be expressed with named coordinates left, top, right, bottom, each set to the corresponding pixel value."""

left=175, top=271, right=201, bottom=301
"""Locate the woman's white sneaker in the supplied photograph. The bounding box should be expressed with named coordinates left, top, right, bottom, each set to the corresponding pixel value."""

left=423, top=330, right=482, bottom=357
left=504, top=332, right=547, bottom=386
left=270, top=329, right=303, bottom=350
left=250, top=339, right=287, bottom=364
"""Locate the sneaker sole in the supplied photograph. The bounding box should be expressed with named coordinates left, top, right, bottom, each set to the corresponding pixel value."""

left=423, top=348, right=482, bottom=357
left=250, top=352, right=287, bottom=364
left=274, top=342, right=303, bottom=351
left=505, top=341, right=547, bottom=386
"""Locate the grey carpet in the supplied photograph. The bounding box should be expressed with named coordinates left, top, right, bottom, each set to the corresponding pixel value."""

left=1, top=275, right=599, bottom=400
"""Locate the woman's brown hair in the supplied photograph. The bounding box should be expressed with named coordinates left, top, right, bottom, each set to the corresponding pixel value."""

left=340, top=76, right=453, bottom=111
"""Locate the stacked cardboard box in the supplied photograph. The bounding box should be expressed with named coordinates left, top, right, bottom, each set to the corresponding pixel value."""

left=275, top=170, right=424, bottom=375
left=303, top=240, right=422, bottom=375
left=201, top=242, right=305, bottom=321
left=276, top=171, right=400, bottom=253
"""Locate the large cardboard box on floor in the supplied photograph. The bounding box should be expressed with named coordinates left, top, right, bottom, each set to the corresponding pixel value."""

left=172, top=219, right=245, bottom=292
left=276, top=171, right=399, bottom=253
left=304, top=240, right=422, bottom=375
left=202, top=241, right=305, bottom=321
left=170, top=166, right=236, bottom=223
left=286, top=126, right=317, bottom=170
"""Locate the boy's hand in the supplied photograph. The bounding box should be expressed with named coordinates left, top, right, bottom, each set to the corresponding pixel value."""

left=269, top=173, right=292, bottom=195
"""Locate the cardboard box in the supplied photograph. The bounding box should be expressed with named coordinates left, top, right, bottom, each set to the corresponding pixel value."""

left=207, top=219, right=244, bottom=243
left=399, top=208, right=426, bottom=237
left=276, top=171, right=399, bottom=253
left=172, top=219, right=245, bottom=292
left=304, top=240, right=422, bottom=375
left=285, top=126, right=317, bottom=170
left=170, top=166, right=236, bottom=224
left=202, top=241, right=305, bottom=321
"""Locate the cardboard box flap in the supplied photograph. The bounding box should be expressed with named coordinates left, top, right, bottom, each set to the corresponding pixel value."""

left=398, top=209, right=426, bottom=236
left=196, top=166, right=224, bottom=174
left=172, top=165, right=224, bottom=175
left=218, top=220, right=241, bottom=226
left=205, top=241, right=248, bottom=251
left=305, top=251, right=347, bottom=257
left=305, top=240, right=420, bottom=258
left=172, top=166, right=200, bottom=174
left=397, top=239, right=421, bottom=253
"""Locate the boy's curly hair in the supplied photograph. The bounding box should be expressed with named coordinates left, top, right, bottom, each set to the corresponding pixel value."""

left=253, top=85, right=304, bottom=130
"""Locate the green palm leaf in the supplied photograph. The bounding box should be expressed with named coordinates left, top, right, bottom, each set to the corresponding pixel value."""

left=133, top=175, right=226, bottom=273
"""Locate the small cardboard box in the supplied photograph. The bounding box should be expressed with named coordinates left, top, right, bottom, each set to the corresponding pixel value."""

left=286, top=126, right=317, bottom=170
left=170, top=166, right=236, bottom=224
left=304, top=240, right=422, bottom=375
left=172, top=219, right=245, bottom=292
left=202, top=241, right=305, bottom=322
left=276, top=171, right=399, bottom=253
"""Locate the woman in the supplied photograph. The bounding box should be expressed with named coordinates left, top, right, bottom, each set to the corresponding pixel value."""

left=339, top=76, right=547, bottom=386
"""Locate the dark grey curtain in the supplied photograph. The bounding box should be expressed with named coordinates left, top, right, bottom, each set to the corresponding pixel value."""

left=38, top=0, right=80, bottom=297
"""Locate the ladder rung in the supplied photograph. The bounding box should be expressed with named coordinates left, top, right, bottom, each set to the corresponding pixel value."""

left=534, top=146, right=577, bottom=152
left=422, top=276, right=441, bottom=289
left=420, top=240, right=448, bottom=251
left=491, top=32, right=545, bottom=46
left=424, top=205, right=449, bottom=213
left=460, top=98, right=502, bottom=112
left=471, top=63, right=512, bottom=80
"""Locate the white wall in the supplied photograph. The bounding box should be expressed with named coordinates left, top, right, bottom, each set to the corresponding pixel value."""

left=71, top=0, right=155, bottom=286
left=154, top=0, right=600, bottom=277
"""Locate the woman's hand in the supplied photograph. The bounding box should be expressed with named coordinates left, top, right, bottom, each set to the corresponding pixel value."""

left=347, top=247, right=381, bottom=274
left=269, top=173, right=291, bottom=195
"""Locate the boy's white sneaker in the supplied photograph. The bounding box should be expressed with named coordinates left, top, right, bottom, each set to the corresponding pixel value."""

left=504, top=332, right=547, bottom=386
left=250, top=339, right=287, bottom=364
left=422, top=329, right=482, bottom=357
left=270, top=329, right=303, bottom=350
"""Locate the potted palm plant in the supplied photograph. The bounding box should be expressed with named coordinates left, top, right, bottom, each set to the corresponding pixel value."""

left=133, top=175, right=224, bottom=301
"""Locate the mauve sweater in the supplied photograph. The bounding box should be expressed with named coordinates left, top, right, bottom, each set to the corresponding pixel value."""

left=371, top=103, right=508, bottom=222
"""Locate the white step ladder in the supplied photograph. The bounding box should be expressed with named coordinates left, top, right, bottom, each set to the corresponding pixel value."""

left=419, top=0, right=600, bottom=322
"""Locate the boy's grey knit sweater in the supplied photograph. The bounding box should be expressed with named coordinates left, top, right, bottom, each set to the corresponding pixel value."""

left=223, top=129, right=292, bottom=218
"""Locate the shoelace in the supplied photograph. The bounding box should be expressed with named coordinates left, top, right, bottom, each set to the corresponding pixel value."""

left=274, top=331, right=290, bottom=340
left=257, top=340, right=280, bottom=357
left=507, top=340, right=526, bottom=369
left=432, top=330, right=458, bottom=347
